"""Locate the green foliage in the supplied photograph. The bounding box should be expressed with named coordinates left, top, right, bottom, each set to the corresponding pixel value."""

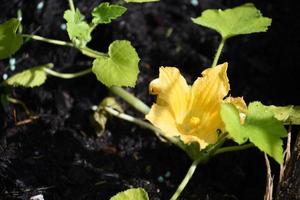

left=0, top=18, right=23, bottom=59
left=192, top=3, right=272, bottom=40
left=5, top=65, right=49, bottom=87
left=92, top=40, right=140, bottom=87
left=110, top=188, right=149, bottom=200
left=64, top=9, right=91, bottom=47
left=92, top=3, right=127, bottom=24
left=221, top=101, right=288, bottom=164
left=125, top=0, right=159, bottom=3
left=267, top=105, right=300, bottom=125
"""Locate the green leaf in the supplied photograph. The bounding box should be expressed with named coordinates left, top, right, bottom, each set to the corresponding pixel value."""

left=220, top=103, right=248, bottom=144
left=0, top=18, right=23, bottom=59
left=110, top=188, right=149, bottom=200
left=221, top=101, right=288, bottom=164
left=124, top=0, right=159, bottom=3
left=267, top=105, right=300, bottom=125
left=92, top=40, right=140, bottom=87
left=63, top=9, right=91, bottom=47
left=5, top=65, right=48, bottom=88
left=192, top=3, right=272, bottom=40
left=92, top=3, right=127, bottom=24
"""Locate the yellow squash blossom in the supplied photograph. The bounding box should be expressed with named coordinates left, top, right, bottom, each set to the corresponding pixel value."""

left=146, top=63, right=246, bottom=149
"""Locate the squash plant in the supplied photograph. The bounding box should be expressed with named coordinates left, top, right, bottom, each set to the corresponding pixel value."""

left=1, top=1, right=299, bottom=199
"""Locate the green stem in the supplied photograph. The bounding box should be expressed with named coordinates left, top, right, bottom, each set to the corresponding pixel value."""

left=21, top=34, right=106, bottom=58
left=169, top=133, right=228, bottom=200
left=104, top=106, right=158, bottom=132
left=44, top=68, right=92, bottom=79
left=104, top=106, right=185, bottom=148
left=214, top=143, right=254, bottom=156
left=7, top=97, right=31, bottom=116
left=212, top=38, right=226, bottom=67
left=109, top=86, right=150, bottom=115
left=21, top=34, right=74, bottom=47
left=68, top=0, right=75, bottom=12
left=80, top=47, right=107, bottom=58
left=170, top=159, right=199, bottom=200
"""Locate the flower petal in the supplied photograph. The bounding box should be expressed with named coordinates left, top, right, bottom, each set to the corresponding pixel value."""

left=148, top=67, right=190, bottom=123
left=224, top=96, right=247, bottom=113
left=224, top=96, right=247, bottom=124
left=179, top=63, right=230, bottom=147
left=146, top=103, right=182, bottom=138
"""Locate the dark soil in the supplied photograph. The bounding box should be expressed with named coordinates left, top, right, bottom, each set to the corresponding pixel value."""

left=0, top=0, right=299, bottom=199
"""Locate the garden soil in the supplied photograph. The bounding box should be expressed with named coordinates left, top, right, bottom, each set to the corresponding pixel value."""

left=0, top=0, right=299, bottom=199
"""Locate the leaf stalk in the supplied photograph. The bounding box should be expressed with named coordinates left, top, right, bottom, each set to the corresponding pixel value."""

left=21, top=34, right=106, bottom=58
left=109, top=86, right=150, bottom=115
left=44, top=68, right=92, bottom=79
left=212, top=38, right=226, bottom=67
left=214, top=143, right=254, bottom=156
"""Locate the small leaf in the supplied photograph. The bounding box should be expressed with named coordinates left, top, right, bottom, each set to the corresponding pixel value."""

left=110, top=188, right=149, bottom=200
left=6, top=65, right=48, bottom=87
left=92, top=2, right=127, bottom=24
left=192, top=3, right=272, bottom=39
left=63, top=9, right=91, bottom=47
left=92, top=40, right=140, bottom=87
left=124, top=0, right=159, bottom=3
left=221, top=101, right=288, bottom=164
left=267, top=105, right=300, bottom=125
left=0, top=18, right=23, bottom=59
left=93, top=97, right=123, bottom=136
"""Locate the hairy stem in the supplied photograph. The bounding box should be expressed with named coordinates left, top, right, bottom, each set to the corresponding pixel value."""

left=109, top=86, right=150, bottom=115
left=21, top=34, right=73, bottom=47
left=212, top=38, right=226, bottom=67
left=214, top=143, right=254, bottom=156
left=103, top=106, right=185, bottom=146
left=68, top=0, right=75, bottom=12
left=44, top=68, right=92, bottom=79
left=104, top=106, right=157, bottom=132
left=170, top=159, right=199, bottom=200
left=21, top=34, right=106, bottom=58
left=169, top=133, right=228, bottom=200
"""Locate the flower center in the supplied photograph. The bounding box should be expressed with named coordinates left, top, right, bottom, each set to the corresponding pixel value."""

left=189, top=116, right=200, bottom=128
left=177, top=116, right=201, bottom=136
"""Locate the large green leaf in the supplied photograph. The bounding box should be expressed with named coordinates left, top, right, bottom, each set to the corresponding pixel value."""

left=192, top=3, right=272, bottom=40
left=110, top=188, right=149, bottom=200
left=6, top=66, right=47, bottom=88
left=267, top=105, right=300, bottom=125
left=125, top=0, right=159, bottom=3
left=0, top=18, right=23, bottom=59
left=92, top=40, right=140, bottom=87
left=92, top=3, right=126, bottom=24
left=221, top=101, right=287, bottom=164
left=63, top=9, right=91, bottom=47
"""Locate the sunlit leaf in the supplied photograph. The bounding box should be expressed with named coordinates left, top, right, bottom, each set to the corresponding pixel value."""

left=92, top=2, right=126, bottom=24
left=221, top=101, right=287, bottom=164
left=192, top=3, right=272, bottom=39
left=220, top=103, right=248, bottom=144
left=267, top=105, right=300, bottom=125
left=6, top=65, right=48, bottom=87
left=63, top=9, right=91, bottom=47
left=110, top=188, right=149, bottom=200
left=124, top=0, right=159, bottom=3
left=92, top=40, right=140, bottom=87
left=0, top=18, right=23, bottom=59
